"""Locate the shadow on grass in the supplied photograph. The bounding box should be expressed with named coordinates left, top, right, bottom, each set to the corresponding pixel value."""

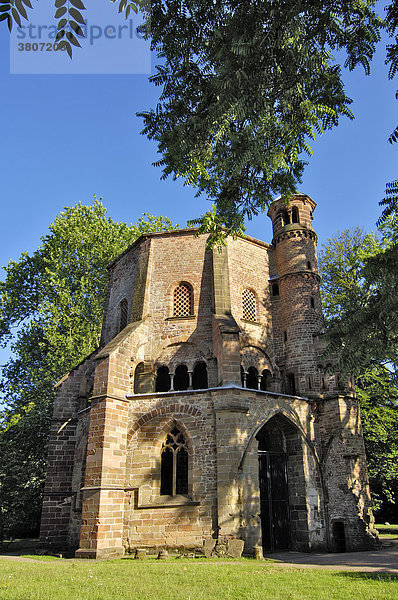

left=334, top=573, right=398, bottom=582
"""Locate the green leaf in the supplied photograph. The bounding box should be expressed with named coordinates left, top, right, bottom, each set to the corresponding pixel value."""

left=69, top=0, right=85, bottom=10
left=21, top=0, right=33, bottom=7
left=11, top=6, right=21, bottom=26
left=0, top=5, right=11, bottom=12
left=69, top=7, right=85, bottom=25
left=15, top=0, right=27, bottom=20
left=55, top=29, right=65, bottom=42
left=70, top=20, right=84, bottom=37
left=57, top=18, right=67, bottom=30
left=0, top=11, right=8, bottom=21
left=66, top=30, right=81, bottom=48
left=54, top=6, right=66, bottom=18
left=54, top=0, right=66, bottom=6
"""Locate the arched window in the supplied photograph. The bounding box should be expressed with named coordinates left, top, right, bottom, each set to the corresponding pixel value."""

left=281, top=210, right=290, bottom=226
left=242, top=289, right=256, bottom=321
left=192, top=362, right=208, bottom=389
left=173, top=282, right=193, bottom=317
left=246, top=366, right=259, bottom=390
left=160, top=426, right=188, bottom=496
left=155, top=366, right=171, bottom=392
left=119, top=298, right=128, bottom=332
left=292, top=206, right=299, bottom=223
left=134, top=362, right=145, bottom=394
left=174, top=364, right=189, bottom=391
left=260, top=369, right=271, bottom=391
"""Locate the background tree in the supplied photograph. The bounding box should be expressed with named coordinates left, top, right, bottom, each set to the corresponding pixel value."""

left=322, top=199, right=398, bottom=375
left=0, top=199, right=175, bottom=539
left=319, top=223, right=398, bottom=521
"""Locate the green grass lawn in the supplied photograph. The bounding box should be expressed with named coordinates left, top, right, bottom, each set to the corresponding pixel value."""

left=0, top=559, right=397, bottom=600
left=376, top=524, right=398, bottom=539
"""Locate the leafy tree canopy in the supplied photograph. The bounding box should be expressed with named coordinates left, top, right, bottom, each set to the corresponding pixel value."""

left=356, top=366, right=398, bottom=519
left=0, top=199, right=175, bottom=538
left=2, top=0, right=394, bottom=243
left=319, top=225, right=398, bottom=520
left=319, top=193, right=398, bottom=376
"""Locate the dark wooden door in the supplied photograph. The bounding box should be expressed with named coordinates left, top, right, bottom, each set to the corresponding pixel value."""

left=258, top=451, right=290, bottom=552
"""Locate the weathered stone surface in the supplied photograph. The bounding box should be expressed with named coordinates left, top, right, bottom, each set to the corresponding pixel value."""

left=203, top=539, right=217, bottom=558
left=227, top=539, right=244, bottom=558
left=40, top=195, right=377, bottom=559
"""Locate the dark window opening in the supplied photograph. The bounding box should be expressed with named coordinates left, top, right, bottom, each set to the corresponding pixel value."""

left=281, top=210, right=290, bottom=226
left=161, top=426, right=188, bottom=496
left=308, top=376, right=312, bottom=390
left=260, top=369, right=271, bottom=391
left=134, top=362, right=145, bottom=394
left=284, top=331, right=287, bottom=342
left=160, top=446, right=173, bottom=495
left=310, top=297, right=315, bottom=308
left=247, top=366, right=259, bottom=390
left=321, top=377, right=326, bottom=389
left=156, top=366, right=171, bottom=392
left=286, top=373, right=296, bottom=396
left=174, top=364, right=189, bottom=391
left=192, top=362, right=208, bottom=390
left=292, top=206, right=299, bottom=223
left=119, top=299, right=128, bottom=332
left=332, top=522, right=346, bottom=552
left=241, top=365, right=245, bottom=387
left=307, top=261, right=312, bottom=270
left=272, top=283, right=279, bottom=297
left=173, top=282, right=193, bottom=317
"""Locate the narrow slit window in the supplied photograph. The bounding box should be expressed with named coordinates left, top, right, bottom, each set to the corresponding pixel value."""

left=242, top=289, right=256, bottom=321
left=292, top=206, right=299, bottom=223
left=173, top=283, right=193, bottom=317
left=282, top=210, right=290, bottom=226
left=272, top=283, right=279, bottom=297
left=160, top=426, right=188, bottom=496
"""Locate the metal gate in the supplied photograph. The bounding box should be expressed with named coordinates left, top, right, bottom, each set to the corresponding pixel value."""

left=258, top=451, right=290, bottom=552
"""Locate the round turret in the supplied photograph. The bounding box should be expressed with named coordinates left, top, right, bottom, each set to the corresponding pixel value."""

left=268, top=194, right=323, bottom=397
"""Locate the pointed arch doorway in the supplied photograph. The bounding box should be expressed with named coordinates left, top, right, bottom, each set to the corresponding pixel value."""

left=256, top=414, right=309, bottom=552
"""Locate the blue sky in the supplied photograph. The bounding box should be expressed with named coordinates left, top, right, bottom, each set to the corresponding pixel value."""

left=0, top=3, right=397, bottom=366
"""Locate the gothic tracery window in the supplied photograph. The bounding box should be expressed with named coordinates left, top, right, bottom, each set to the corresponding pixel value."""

left=173, top=282, right=193, bottom=317
left=242, top=289, right=256, bottom=322
left=160, top=426, right=189, bottom=496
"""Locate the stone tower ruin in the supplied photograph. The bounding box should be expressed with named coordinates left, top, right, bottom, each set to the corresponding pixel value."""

left=39, top=194, right=376, bottom=558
